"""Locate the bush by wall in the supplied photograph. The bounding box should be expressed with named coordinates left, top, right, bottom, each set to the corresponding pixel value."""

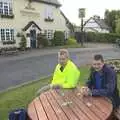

left=66, top=37, right=77, bottom=45
left=52, top=31, right=65, bottom=46
left=37, top=33, right=48, bottom=48
left=86, top=32, right=120, bottom=43
left=19, top=34, right=27, bottom=50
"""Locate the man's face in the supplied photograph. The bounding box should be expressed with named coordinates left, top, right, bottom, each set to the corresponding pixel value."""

left=58, top=55, right=68, bottom=66
left=92, top=60, right=104, bottom=71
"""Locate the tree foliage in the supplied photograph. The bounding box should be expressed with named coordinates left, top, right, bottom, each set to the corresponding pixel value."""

left=37, top=33, right=48, bottom=48
left=19, top=34, right=27, bottom=50
left=104, top=9, right=120, bottom=33
left=115, top=18, right=120, bottom=34
left=52, top=31, right=65, bottom=46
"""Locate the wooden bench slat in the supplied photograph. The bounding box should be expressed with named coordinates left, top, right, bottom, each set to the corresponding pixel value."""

left=45, top=91, right=69, bottom=120
left=51, top=90, right=79, bottom=120
left=40, top=93, right=58, bottom=120
left=70, top=94, right=101, bottom=120
left=27, top=102, right=39, bottom=120
left=34, top=97, right=48, bottom=120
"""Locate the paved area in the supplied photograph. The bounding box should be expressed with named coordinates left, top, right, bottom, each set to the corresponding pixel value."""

left=0, top=43, right=120, bottom=92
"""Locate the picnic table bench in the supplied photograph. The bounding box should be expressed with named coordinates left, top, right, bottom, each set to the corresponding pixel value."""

left=27, top=89, right=113, bottom=120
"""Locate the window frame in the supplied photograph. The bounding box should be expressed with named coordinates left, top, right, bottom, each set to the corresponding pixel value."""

left=45, top=7, right=53, bottom=19
left=0, top=28, right=14, bottom=41
left=44, top=29, right=54, bottom=40
left=0, top=1, right=13, bottom=15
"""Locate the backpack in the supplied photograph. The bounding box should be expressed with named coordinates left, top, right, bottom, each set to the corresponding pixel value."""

left=9, top=109, right=27, bottom=120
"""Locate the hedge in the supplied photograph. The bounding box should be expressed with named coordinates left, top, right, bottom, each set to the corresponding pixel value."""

left=66, top=37, right=77, bottom=45
left=52, top=31, right=65, bottom=46
left=86, top=32, right=120, bottom=43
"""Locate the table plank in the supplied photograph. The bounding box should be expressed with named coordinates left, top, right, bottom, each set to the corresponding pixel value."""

left=40, top=93, right=58, bottom=120
left=77, top=96, right=107, bottom=120
left=52, top=90, right=90, bottom=120
left=92, top=97, right=112, bottom=115
left=34, top=97, right=48, bottom=120
left=97, top=97, right=113, bottom=110
left=51, top=90, right=79, bottom=120
left=27, top=102, right=38, bottom=120
left=70, top=94, right=101, bottom=120
left=45, top=91, right=69, bottom=120
left=28, top=90, right=113, bottom=120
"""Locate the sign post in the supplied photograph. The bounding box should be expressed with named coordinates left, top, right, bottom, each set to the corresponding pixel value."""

left=78, top=8, right=85, bottom=46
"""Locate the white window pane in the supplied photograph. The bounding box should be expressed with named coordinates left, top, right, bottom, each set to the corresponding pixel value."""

left=1, top=29, right=5, bottom=41
left=1, top=2, right=13, bottom=15
left=45, top=7, right=53, bottom=19
left=6, top=29, right=10, bottom=41
left=1, top=28, right=14, bottom=41
left=4, top=3, right=9, bottom=15
left=0, top=2, right=3, bottom=14
left=45, top=8, right=48, bottom=18
left=10, top=29, right=14, bottom=40
left=9, top=3, right=12, bottom=15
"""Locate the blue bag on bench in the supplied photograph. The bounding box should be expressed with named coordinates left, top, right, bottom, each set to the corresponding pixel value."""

left=9, top=108, right=27, bottom=120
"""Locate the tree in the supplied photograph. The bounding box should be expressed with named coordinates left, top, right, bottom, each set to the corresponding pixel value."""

left=104, top=9, right=120, bottom=33
left=115, top=18, right=120, bottom=34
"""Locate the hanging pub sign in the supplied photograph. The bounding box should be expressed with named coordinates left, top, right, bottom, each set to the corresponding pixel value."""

left=78, top=8, right=85, bottom=18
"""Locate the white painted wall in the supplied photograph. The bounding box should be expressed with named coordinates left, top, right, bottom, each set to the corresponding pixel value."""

left=85, top=19, right=100, bottom=28
left=0, top=0, right=69, bottom=48
left=84, top=18, right=109, bottom=33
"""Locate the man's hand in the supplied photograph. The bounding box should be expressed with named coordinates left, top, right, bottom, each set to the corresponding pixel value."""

left=80, top=86, right=90, bottom=96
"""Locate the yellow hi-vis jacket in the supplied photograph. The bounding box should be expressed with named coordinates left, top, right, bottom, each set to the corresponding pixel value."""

left=51, top=60, right=80, bottom=88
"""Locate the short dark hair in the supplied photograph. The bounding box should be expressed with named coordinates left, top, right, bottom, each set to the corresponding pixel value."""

left=94, top=54, right=104, bottom=62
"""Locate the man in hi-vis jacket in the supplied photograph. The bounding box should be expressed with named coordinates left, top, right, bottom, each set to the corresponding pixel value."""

left=37, top=49, right=80, bottom=95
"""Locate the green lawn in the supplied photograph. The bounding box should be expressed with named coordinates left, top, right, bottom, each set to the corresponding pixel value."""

left=63, top=44, right=85, bottom=48
left=0, top=66, right=119, bottom=120
left=46, top=44, right=84, bottom=49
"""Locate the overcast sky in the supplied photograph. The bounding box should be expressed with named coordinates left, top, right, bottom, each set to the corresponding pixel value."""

left=59, top=0, right=120, bottom=25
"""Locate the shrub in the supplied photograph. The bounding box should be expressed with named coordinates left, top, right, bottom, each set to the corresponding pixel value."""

left=37, top=33, right=48, bottom=48
left=16, top=32, right=22, bottom=37
left=1, top=47, right=17, bottom=51
left=86, top=32, right=120, bottom=43
left=66, top=37, right=77, bottom=45
left=2, top=40, right=16, bottom=45
left=19, top=34, right=27, bottom=50
left=52, top=31, right=65, bottom=46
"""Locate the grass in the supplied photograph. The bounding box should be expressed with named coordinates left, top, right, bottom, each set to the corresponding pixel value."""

left=0, top=66, right=120, bottom=120
left=0, top=78, right=50, bottom=120
left=45, top=44, right=84, bottom=49
left=63, top=44, right=85, bottom=48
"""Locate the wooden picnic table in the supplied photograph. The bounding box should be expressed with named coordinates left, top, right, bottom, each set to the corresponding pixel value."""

left=27, top=89, right=113, bottom=120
